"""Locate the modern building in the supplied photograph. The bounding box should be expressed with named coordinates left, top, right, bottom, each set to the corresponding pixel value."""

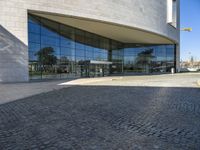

left=0, top=0, right=180, bottom=82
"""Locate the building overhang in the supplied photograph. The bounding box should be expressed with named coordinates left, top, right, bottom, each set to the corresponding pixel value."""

left=29, top=11, right=175, bottom=44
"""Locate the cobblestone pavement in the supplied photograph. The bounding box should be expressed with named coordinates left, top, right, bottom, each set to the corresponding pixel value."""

left=0, top=85, right=200, bottom=150
left=0, top=73, right=199, bottom=105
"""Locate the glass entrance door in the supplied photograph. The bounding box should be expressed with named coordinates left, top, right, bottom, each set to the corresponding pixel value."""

left=89, top=64, right=109, bottom=77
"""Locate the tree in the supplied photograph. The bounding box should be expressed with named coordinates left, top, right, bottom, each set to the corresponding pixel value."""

left=135, top=49, right=155, bottom=72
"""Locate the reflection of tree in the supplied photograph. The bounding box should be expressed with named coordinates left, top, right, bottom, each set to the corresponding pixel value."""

left=135, top=49, right=154, bottom=64
left=135, top=49, right=155, bottom=72
left=60, top=56, right=70, bottom=65
left=35, top=47, right=57, bottom=72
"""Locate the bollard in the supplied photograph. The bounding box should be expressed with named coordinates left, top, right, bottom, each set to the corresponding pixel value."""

left=171, top=68, right=175, bottom=74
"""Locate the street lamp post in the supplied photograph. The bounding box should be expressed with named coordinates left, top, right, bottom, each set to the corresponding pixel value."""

left=179, top=27, right=192, bottom=72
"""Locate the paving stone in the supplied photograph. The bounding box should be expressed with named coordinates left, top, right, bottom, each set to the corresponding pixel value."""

left=0, top=84, right=200, bottom=149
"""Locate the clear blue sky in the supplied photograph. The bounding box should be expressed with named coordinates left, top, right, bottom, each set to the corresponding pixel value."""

left=181, top=0, right=200, bottom=61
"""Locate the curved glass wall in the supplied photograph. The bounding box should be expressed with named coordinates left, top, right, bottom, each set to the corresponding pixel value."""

left=123, top=44, right=176, bottom=73
left=28, top=14, right=176, bottom=80
left=28, top=14, right=123, bottom=79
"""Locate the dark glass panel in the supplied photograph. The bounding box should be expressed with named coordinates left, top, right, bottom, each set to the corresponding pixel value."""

left=85, top=44, right=94, bottom=52
left=41, top=35, right=60, bottom=47
left=61, top=47, right=75, bottom=58
left=41, top=18, right=59, bottom=38
left=85, top=32, right=93, bottom=38
left=29, top=51, right=38, bottom=61
left=85, top=50, right=94, bottom=60
left=76, top=48, right=85, bottom=57
left=28, top=33, right=40, bottom=43
left=60, top=25, right=74, bottom=35
left=92, top=39, right=100, bottom=49
left=60, top=55, right=74, bottom=62
left=40, top=45, right=60, bottom=57
left=28, top=15, right=41, bottom=24
left=93, top=47, right=101, bottom=54
left=75, top=31, right=85, bottom=51
left=166, top=46, right=175, bottom=60
left=94, top=52, right=101, bottom=60
left=61, top=36, right=74, bottom=48
left=75, top=42, right=85, bottom=50
left=29, top=42, right=40, bottom=53
left=28, top=23, right=40, bottom=34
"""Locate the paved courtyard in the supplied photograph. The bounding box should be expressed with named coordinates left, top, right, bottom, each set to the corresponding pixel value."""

left=0, top=73, right=200, bottom=149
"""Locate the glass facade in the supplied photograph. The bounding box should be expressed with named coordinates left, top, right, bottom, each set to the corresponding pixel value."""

left=123, top=44, right=176, bottom=73
left=28, top=14, right=176, bottom=80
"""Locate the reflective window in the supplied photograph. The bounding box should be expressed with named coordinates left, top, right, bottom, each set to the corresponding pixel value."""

left=28, top=33, right=40, bottom=43
left=124, top=45, right=175, bottom=73
left=28, top=14, right=176, bottom=80
left=28, top=23, right=40, bottom=34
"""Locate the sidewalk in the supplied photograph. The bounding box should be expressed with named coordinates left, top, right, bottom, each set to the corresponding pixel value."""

left=59, top=73, right=200, bottom=88
left=0, top=73, right=199, bottom=105
left=0, top=80, right=68, bottom=104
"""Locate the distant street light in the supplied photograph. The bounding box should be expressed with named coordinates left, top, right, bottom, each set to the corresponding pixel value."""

left=180, top=28, right=192, bottom=32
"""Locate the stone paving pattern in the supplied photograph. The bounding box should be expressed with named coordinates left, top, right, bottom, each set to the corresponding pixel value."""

left=0, top=73, right=199, bottom=105
left=0, top=85, right=200, bottom=150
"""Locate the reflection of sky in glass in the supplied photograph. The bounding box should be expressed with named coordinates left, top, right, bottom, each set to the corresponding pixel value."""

left=124, top=45, right=175, bottom=67
left=28, top=14, right=176, bottom=78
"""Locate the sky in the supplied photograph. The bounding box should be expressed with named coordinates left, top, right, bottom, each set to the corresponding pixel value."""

left=180, top=0, right=200, bottom=61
